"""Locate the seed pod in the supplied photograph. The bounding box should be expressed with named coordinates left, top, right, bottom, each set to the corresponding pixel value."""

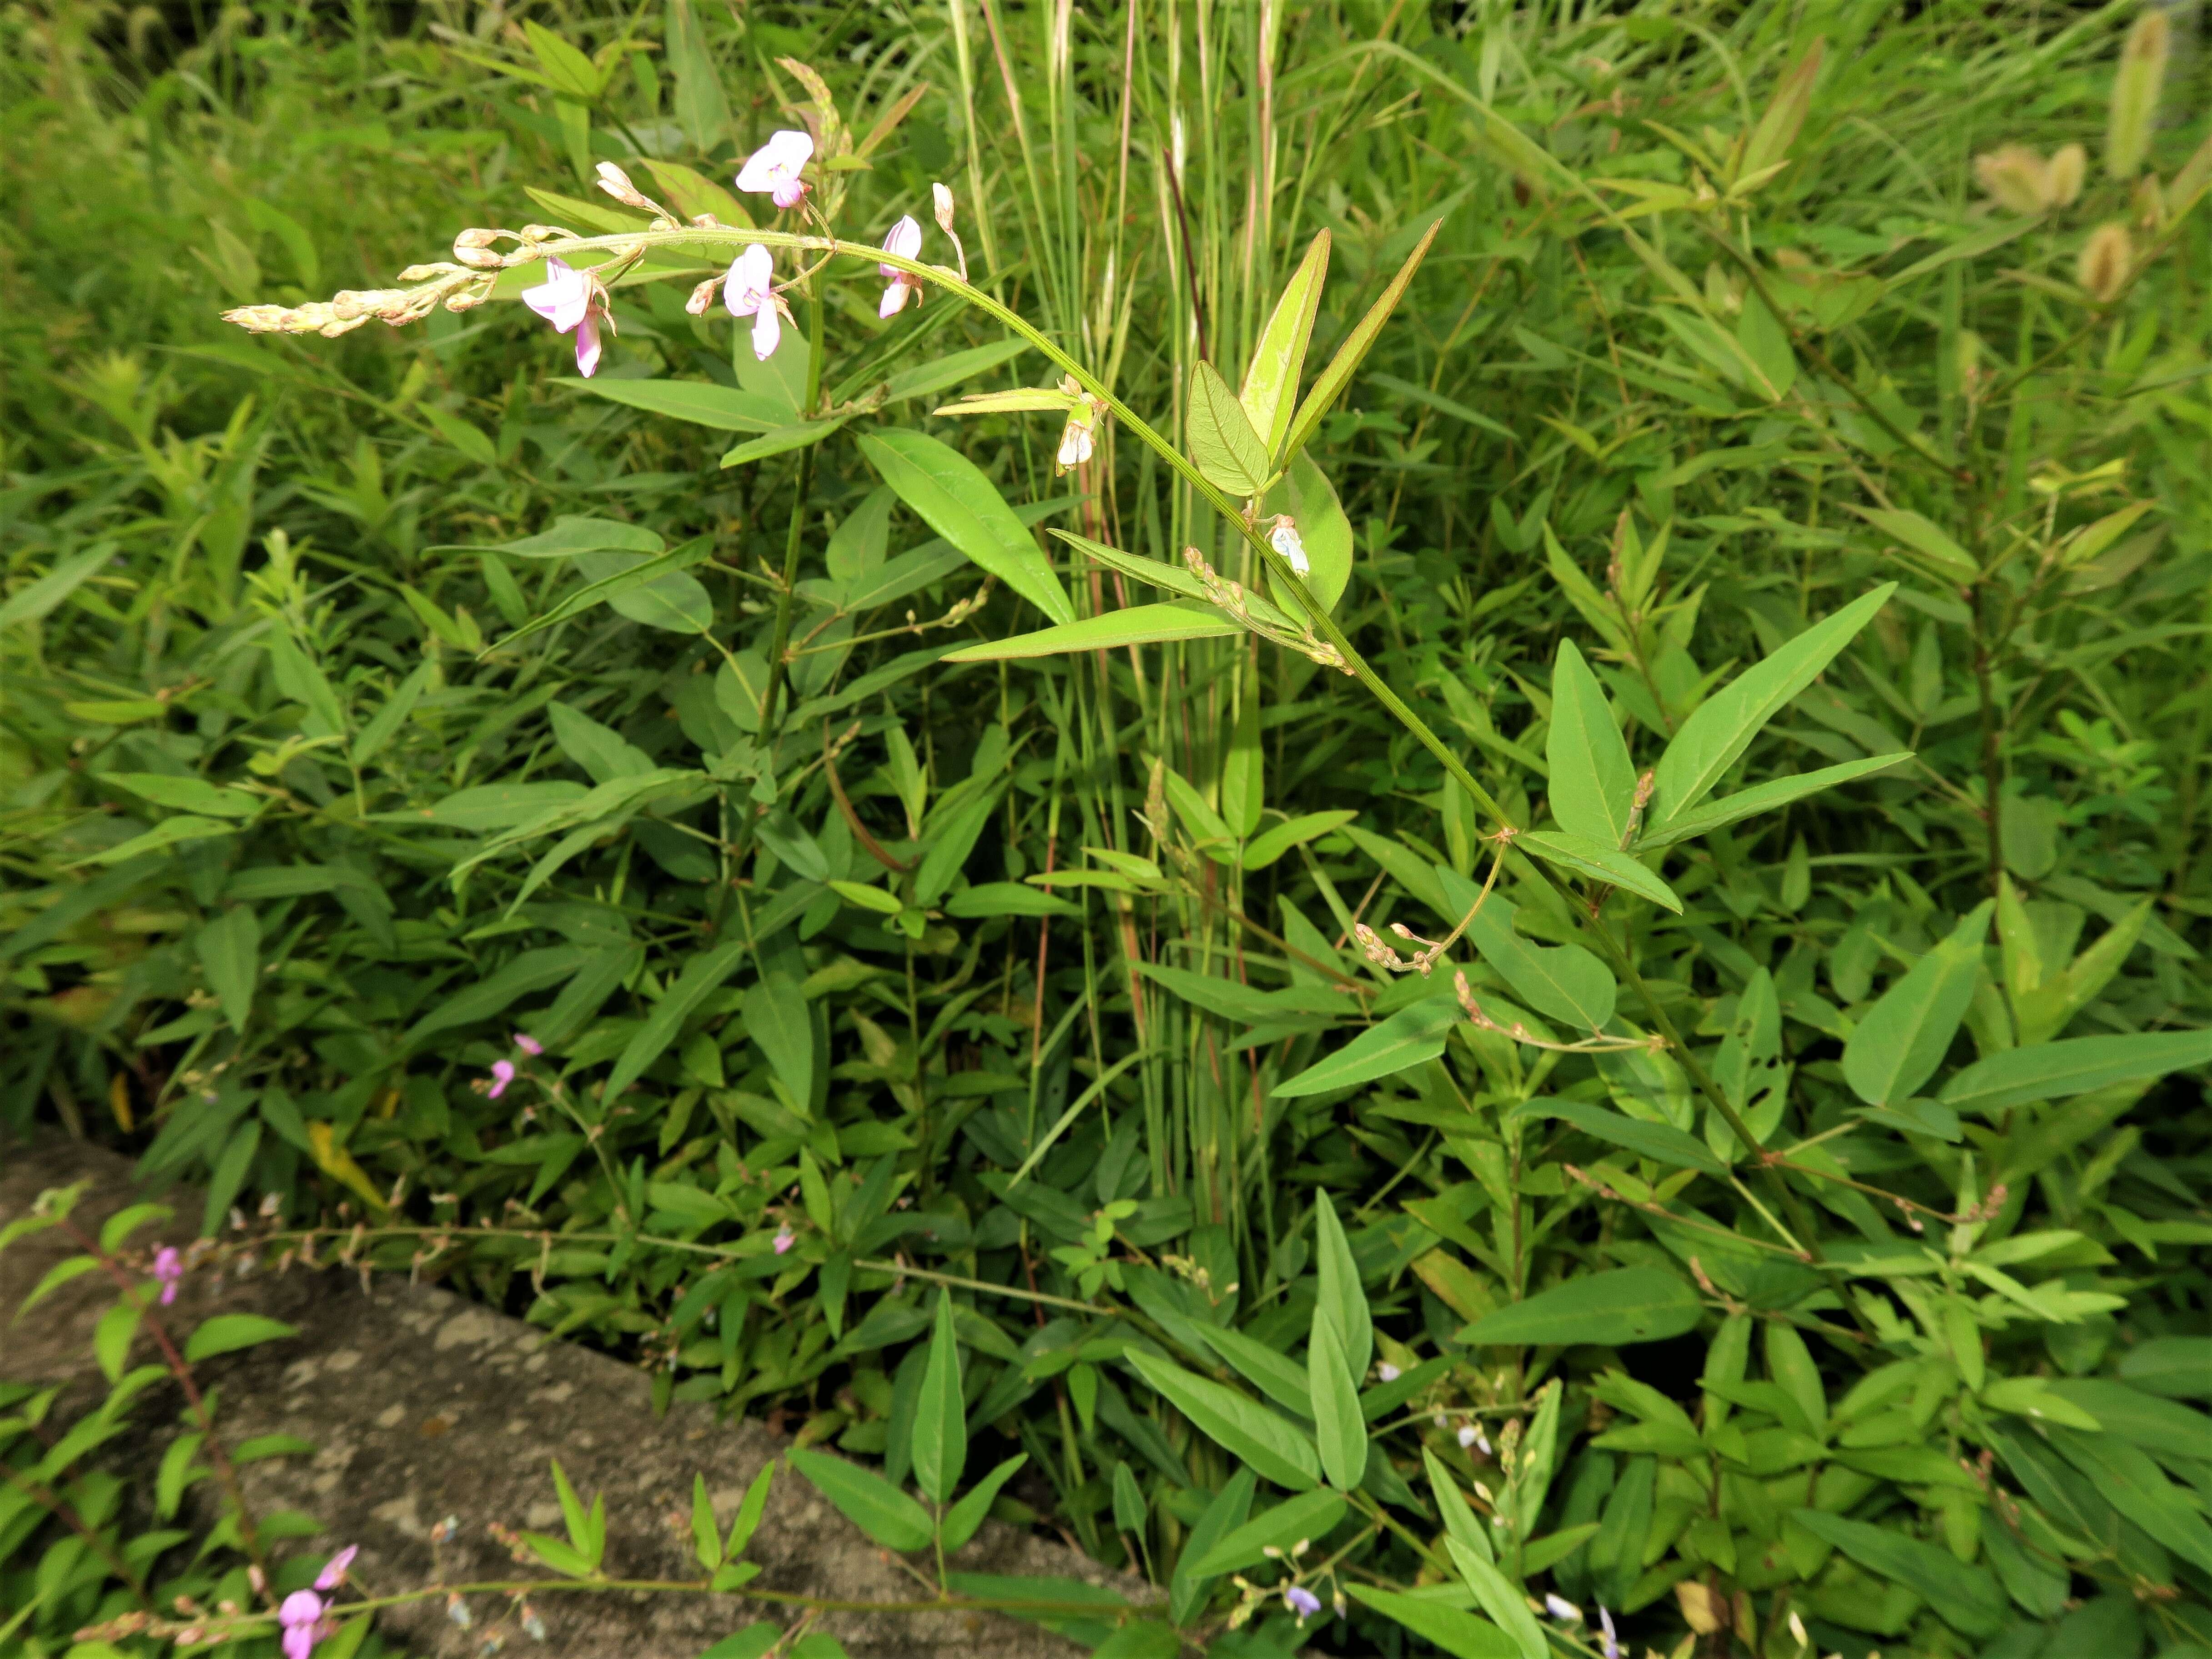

left=2106, top=12, right=2169, bottom=178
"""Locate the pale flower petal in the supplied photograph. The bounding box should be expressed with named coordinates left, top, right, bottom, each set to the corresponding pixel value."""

left=573, top=312, right=601, bottom=378
left=751, top=303, right=782, bottom=362
left=521, top=258, right=590, bottom=332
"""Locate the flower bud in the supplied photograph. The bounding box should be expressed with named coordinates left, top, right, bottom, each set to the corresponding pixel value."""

left=453, top=228, right=507, bottom=269
left=686, top=275, right=721, bottom=315
left=931, top=181, right=956, bottom=234
left=596, top=161, right=654, bottom=209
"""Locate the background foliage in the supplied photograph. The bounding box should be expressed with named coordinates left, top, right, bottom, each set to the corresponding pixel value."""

left=5, top=0, right=2211, bottom=1655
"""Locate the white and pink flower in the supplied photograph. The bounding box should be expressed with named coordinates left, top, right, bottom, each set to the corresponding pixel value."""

left=877, top=215, right=925, bottom=318
left=520, top=257, right=609, bottom=377
left=735, top=130, right=814, bottom=211
left=723, top=244, right=789, bottom=362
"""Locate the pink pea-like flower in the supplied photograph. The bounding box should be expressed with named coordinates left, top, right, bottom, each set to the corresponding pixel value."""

left=1599, top=1605, right=1619, bottom=1659
left=735, top=129, right=814, bottom=210
left=488, top=1060, right=516, bottom=1100
left=724, top=245, right=784, bottom=362
left=773, top=1224, right=795, bottom=1256
left=513, top=1034, right=543, bottom=1056
left=278, top=1589, right=327, bottom=1659
left=315, top=1545, right=357, bottom=1591
left=877, top=215, right=925, bottom=318
left=1269, top=516, right=1310, bottom=577
left=520, top=257, right=607, bottom=378
left=1283, top=1585, right=1322, bottom=1624
left=151, top=1245, right=184, bottom=1307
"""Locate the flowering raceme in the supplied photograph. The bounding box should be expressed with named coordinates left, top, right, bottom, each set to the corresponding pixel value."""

left=520, top=258, right=608, bottom=377
left=150, top=1245, right=183, bottom=1306
left=735, top=129, right=814, bottom=210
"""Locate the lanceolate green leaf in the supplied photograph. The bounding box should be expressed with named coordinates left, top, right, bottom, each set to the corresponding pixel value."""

left=1843, top=901, right=1991, bottom=1107
left=1456, top=889, right=1617, bottom=1033
left=859, top=430, right=1073, bottom=624
left=1308, top=1314, right=1368, bottom=1489
left=1519, top=1098, right=1728, bottom=1174
left=1789, top=1509, right=2005, bottom=1637
left=1272, top=995, right=1461, bottom=1098
left=560, top=377, right=788, bottom=432
left=1125, top=1352, right=1319, bottom=1490
left=1347, top=1585, right=1517, bottom=1659
left=1187, top=1489, right=1347, bottom=1577
left=1282, top=218, right=1442, bottom=464
left=1636, top=752, right=1913, bottom=850
left=1446, top=1538, right=1548, bottom=1659
left=941, top=602, right=1239, bottom=662
left=1649, top=583, right=1895, bottom=829
left=1170, top=1470, right=1256, bottom=1627
left=785, top=1448, right=933, bottom=1552
left=1312, top=1193, right=1372, bottom=1382
left=911, top=1291, right=967, bottom=1506
left=1459, top=1267, right=1701, bottom=1348
left=1240, top=230, right=1331, bottom=457
left=1546, top=638, right=1636, bottom=845
left=1518, top=831, right=1681, bottom=913
left=1942, top=1029, right=2212, bottom=1114
left=719, top=416, right=849, bottom=468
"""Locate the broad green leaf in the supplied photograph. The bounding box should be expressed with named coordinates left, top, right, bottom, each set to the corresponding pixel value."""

left=912, top=1291, right=967, bottom=1506
left=492, top=516, right=665, bottom=558
left=638, top=159, right=750, bottom=229
left=1187, top=359, right=1271, bottom=496
left=1459, top=1267, right=1701, bottom=1348
left=743, top=965, right=814, bottom=1110
left=1171, top=1469, right=1256, bottom=1625
left=415, top=781, right=588, bottom=832
left=859, top=430, right=1073, bottom=624
left=1189, top=1489, right=1347, bottom=1576
left=606, top=939, right=749, bottom=1098
left=1308, top=1313, right=1368, bottom=1490
left=184, top=1314, right=300, bottom=1363
left=1221, top=654, right=1263, bottom=838
left=1636, top=753, right=1912, bottom=850
left=724, top=1461, right=774, bottom=1557
left=1423, top=1448, right=1492, bottom=1562
left=1518, top=831, right=1681, bottom=913
left=0, top=545, right=111, bottom=630
left=1851, top=506, right=1978, bottom=579
left=1193, top=1324, right=1315, bottom=1420
left=1283, top=219, right=1442, bottom=463
left=2050, top=1427, right=2212, bottom=1574
left=719, top=416, right=849, bottom=468
left=1649, top=583, right=1894, bottom=829
left=193, top=906, right=261, bottom=1030
left=1455, top=887, right=1616, bottom=1033
left=1446, top=1538, right=1548, bottom=1659
left=1242, top=810, right=1357, bottom=870
left=522, top=20, right=601, bottom=97
left=574, top=548, right=714, bottom=634
left=1942, top=1029, right=2212, bottom=1115
left=1272, top=995, right=1461, bottom=1098
left=941, top=602, right=1238, bottom=662
left=559, top=379, right=788, bottom=432
left=2119, top=1337, right=2212, bottom=1399
left=1347, top=1585, right=1516, bottom=1659
left=548, top=701, right=653, bottom=784
left=1313, top=1192, right=1372, bottom=1383
left=1259, top=453, right=1356, bottom=617
left=1789, top=1509, right=2005, bottom=1637
left=941, top=1453, right=1027, bottom=1551
left=95, top=1300, right=141, bottom=1383
left=1518, top=1099, right=1727, bottom=1174
left=105, top=773, right=261, bottom=819
left=1126, top=1351, right=1320, bottom=1490
left=1546, top=639, right=1636, bottom=845
left=1740, top=40, right=1824, bottom=178
left=1240, top=230, right=1331, bottom=457
left=691, top=1473, right=724, bottom=1569
left=71, top=814, right=237, bottom=866
left=1843, top=902, right=1991, bottom=1106
left=943, top=883, right=1078, bottom=919
left=785, top=1447, right=933, bottom=1552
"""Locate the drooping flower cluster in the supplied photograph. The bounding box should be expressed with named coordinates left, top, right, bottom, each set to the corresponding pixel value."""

left=520, top=258, right=611, bottom=378
left=276, top=1546, right=357, bottom=1659
left=150, top=1245, right=184, bottom=1306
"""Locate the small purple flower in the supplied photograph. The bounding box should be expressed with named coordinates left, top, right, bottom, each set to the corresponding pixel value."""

left=488, top=1060, right=515, bottom=1099
left=735, top=129, right=814, bottom=210
left=1283, top=1585, right=1322, bottom=1624
left=315, top=1545, right=357, bottom=1590
left=773, top=1224, right=795, bottom=1256
left=1269, top=516, right=1310, bottom=577
left=1600, top=1604, right=1619, bottom=1659
left=1545, top=1592, right=1582, bottom=1624
left=723, top=244, right=785, bottom=362
left=519, top=257, right=607, bottom=378
left=878, top=216, right=925, bottom=317
left=151, top=1245, right=183, bottom=1306
left=1376, top=1362, right=1402, bottom=1383
left=278, top=1589, right=326, bottom=1659
left=513, top=1034, right=543, bottom=1057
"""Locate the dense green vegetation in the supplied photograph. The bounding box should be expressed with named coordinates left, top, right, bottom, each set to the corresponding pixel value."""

left=5, top=1, right=2210, bottom=1655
